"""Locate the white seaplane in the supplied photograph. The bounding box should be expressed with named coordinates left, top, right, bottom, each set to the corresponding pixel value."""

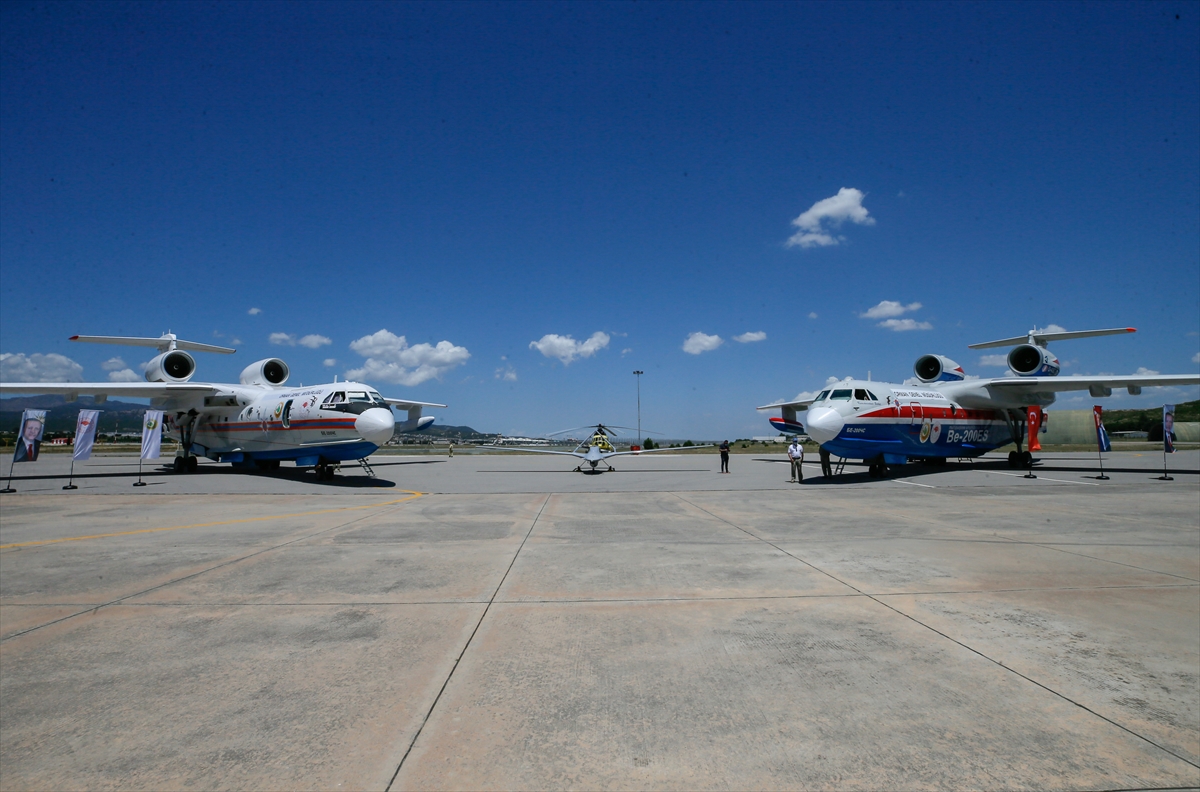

left=759, top=326, right=1199, bottom=477
left=490, top=423, right=709, bottom=473
left=0, top=333, right=445, bottom=480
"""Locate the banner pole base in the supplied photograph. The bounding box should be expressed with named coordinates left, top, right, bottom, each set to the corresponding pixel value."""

left=1094, top=475, right=1109, bottom=480
left=0, top=487, right=15, bottom=494
left=1157, top=475, right=1174, bottom=481
left=132, top=481, right=147, bottom=487
left=62, top=484, right=78, bottom=490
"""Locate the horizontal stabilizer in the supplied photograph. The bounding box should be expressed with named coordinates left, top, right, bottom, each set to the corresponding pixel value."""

left=70, top=334, right=236, bottom=354
left=968, top=327, right=1135, bottom=350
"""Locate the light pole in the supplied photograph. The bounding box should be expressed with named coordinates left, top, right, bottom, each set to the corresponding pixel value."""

left=633, top=371, right=643, bottom=449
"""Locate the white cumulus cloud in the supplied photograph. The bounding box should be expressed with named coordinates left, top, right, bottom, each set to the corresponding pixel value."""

left=1135, top=366, right=1160, bottom=376
left=1193, top=352, right=1200, bottom=364
left=861, top=300, right=922, bottom=319
left=298, top=334, right=332, bottom=349
left=1, top=352, right=84, bottom=382
left=346, top=329, right=470, bottom=386
left=100, top=357, right=127, bottom=372
left=495, top=366, right=518, bottom=382
left=108, top=368, right=141, bottom=382
left=733, top=331, right=767, bottom=343
left=878, top=318, right=933, bottom=332
left=270, top=332, right=331, bottom=349
left=979, top=354, right=1009, bottom=367
left=529, top=332, right=610, bottom=365
left=808, top=312, right=818, bottom=320
left=786, top=187, right=875, bottom=248
left=682, top=332, right=724, bottom=355
left=248, top=307, right=262, bottom=315
left=323, top=358, right=337, bottom=367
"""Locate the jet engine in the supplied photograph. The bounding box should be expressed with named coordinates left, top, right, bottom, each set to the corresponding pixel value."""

left=913, top=354, right=965, bottom=383
left=1006, top=344, right=1060, bottom=377
left=239, top=358, right=290, bottom=387
left=144, top=350, right=196, bottom=383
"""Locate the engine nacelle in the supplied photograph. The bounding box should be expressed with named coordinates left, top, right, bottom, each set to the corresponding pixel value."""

left=144, top=350, right=196, bottom=383
left=239, top=358, right=290, bottom=387
left=1007, top=344, right=1060, bottom=377
left=913, top=354, right=965, bottom=383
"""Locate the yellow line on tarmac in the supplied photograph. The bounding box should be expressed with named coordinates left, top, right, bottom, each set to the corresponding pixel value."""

left=0, top=491, right=426, bottom=550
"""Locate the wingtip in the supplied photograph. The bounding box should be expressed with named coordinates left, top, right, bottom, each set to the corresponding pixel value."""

left=1126, top=327, right=1137, bottom=333
left=68, top=335, right=80, bottom=341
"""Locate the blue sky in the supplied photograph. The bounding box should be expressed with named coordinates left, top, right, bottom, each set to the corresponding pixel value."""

left=2, top=1, right=1197, bottom=438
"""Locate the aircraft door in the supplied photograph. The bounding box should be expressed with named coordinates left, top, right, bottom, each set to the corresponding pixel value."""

left=909, top=402, right=922, bottom=427
left=281, top=399, right=293, bottom=429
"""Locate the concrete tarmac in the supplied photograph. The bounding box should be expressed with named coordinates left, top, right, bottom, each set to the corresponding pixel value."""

left=1, top=450, right=1197, bottom=790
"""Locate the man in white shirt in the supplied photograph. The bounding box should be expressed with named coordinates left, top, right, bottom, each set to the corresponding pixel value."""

left=787, top=438, right=804, bottom=483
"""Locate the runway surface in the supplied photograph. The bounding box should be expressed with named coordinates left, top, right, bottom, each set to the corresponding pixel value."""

left=1, top=450, right=1198, bottom=790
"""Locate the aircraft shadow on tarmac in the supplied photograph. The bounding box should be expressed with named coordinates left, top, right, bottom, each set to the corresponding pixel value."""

left=1, top=461, right=407, bottom=488
left=478, top=468, right=711, bottom=474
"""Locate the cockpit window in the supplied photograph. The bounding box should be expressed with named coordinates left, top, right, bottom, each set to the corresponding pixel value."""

left=347, top=391, right=371, bottom=402
left=815, top=390, right=830, bottom=402
left=324, top=392, right=346, bottom=404
left=830, top=389, right=852, bottom=401
left=368, top=391, right=388, bottom=406
left=854, top=389, right=879, bottom=401
left=866, top=390, right=879, bottom=401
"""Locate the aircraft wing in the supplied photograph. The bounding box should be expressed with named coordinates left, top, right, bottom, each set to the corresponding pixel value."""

left=756, top=398, right=816, bottom=411
left=604, top=444, right=715, bottom=458
left=484, top=446, right=583, bottom=458
left=383, top=398, right=447, bottom=410
left=983, top=373, right=1200, bottom=393
left=0, top=382, right=218, bottom=398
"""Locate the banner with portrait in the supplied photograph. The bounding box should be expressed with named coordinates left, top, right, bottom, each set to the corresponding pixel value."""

left=13, top=409, right=47, bottom=463
left=141, top=410, right=164, bottom=460
left=74, top=410, right=101, bottom=461
left=1163, top=404, right=1175, bottom=454
left=1092, top=406, right=1111, bottom=453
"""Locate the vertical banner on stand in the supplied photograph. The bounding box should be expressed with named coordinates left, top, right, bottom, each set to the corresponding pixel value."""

left=74, top=410, right=100, bottom=461
left=14, top=409, right=47, bottom=463
left=1163, top=404, right=1175, bottom=453
left=1026, top=406, right=1042, bottom=452
left=1092, top=406, right=1111, bottom=453
left=141, top=410, right=163, bottom=460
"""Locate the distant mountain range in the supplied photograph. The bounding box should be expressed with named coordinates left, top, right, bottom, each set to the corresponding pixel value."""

left=1, top=395, right=151, bottom=433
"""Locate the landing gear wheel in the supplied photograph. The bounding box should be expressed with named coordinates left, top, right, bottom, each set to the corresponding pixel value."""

left=1018, top=451, right=1033, bottom=467
left=173, top=457, right=186, bottom=473
left=316, top=464, right=336, bottom=480
left=187, top=456, right=199, bottom=473
left=1008, top=451, right=1019, bottom=468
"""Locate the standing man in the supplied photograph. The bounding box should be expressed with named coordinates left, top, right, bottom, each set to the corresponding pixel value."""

left=719, top=440, right=730, bottom=473
left=788, top=437, right=804, bottom=482
left=14, top=415, right=43, bottom=463
left=819, top=446, right=832, bottom=477
left=448, top=440, right=454, bottom=458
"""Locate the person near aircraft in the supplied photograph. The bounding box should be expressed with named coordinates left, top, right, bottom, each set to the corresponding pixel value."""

left=819, top=446, right=832, bottom=477
left=787, top=437, right=804, bottom=482
left=719, top=440, right=730, bottom=473
left=448, top=441, right=454, bottom=458
left=14, top=416, right=43, bottom=462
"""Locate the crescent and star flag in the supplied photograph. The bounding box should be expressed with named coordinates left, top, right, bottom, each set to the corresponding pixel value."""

left=141, top=410, right=164, bottom=460
left=14, top=409, right=47, bottom=463
left=1092, top=406, right=1112, bottom=453
left=1163, top=404, right=1175, bottom=454
left=73, top=410, right=100, bottom=461
left=1026, top=406, right=1042, bottom=452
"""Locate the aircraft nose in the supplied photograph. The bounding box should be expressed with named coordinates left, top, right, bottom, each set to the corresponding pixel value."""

left=355, top=407, right=395, bottom=446
left=805, top=406, right=844, bottom=444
